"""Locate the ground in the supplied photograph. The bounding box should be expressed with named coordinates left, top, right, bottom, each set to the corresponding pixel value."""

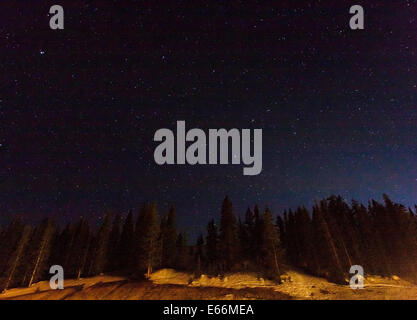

left=1, top=269, right=416, bottom=300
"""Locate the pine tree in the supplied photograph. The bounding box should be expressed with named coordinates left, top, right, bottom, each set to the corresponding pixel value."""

left=368, top=199, right=393, bottom=275
left=161, top=205, right=177, bottom=268
left=0, top=216, right=25, bottom=278
left=25, top=218, right=55, bottom=287
left=91, top=213, right=111, bottom=276
left=275, top=215, right=285, bottom=245
left=260, top=208, right=283, bottom=281
left=206, top=219, right=218, bottom=272
left=66, top=218, right=90, bottom=279
left=119, top=210, right=134, bottom=272
left=294, top=206, right=318, bottom=272
left=237, top=217, right=247, bottom=266
left=107, top=213, right=121, bottom=272
left=50, top=223, right=72, bottom=272
left=175, top=232, right=188, bottom=270
left=253, top=205, right=264, bottom=264
left=240, top=207, right=255, bottom=265
left=325, top=196, right=355, bottom=271
left=136, top=203, right=160, bottom=277
left=219, top=196, right=238, bottom=271
left=195, top=234, right=204, bottom=272
left=2, top=193, right=417, bottom=289
left=1, top=225, right=31, bottom=291
left=133, top=203, right=146, bottom=273
left=313, top=202, right=345, bottom=283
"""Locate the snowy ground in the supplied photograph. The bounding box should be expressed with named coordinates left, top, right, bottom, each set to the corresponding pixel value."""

left=150, top=268, right=417, bottom=300
left=1, top=269, right=416, bottom=300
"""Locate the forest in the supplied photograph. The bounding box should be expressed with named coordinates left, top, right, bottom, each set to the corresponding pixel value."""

left=1, top=193, right=417, bottom=291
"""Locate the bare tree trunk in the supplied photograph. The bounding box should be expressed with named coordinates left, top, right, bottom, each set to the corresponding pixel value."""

left=4, top=228, right=30, bottom=290
left=272, top=243, right=281, bottom=282
left=146, top=238, right=153, bottom=278
left=28, top=238, right=48, bottom=287
left=147, top=263, right=152, bottom=278
left=321, top=218, right=344, bottom=277
left=341, top=240, right=353, bottom=267
left=78, top=240, right=90, bottom=280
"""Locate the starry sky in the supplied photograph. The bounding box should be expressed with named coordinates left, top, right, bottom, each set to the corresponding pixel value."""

left=1, top=1, right=417, bottom=237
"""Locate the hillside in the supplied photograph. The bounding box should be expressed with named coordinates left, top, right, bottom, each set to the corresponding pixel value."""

left=1, top=269, right=416, bottom=300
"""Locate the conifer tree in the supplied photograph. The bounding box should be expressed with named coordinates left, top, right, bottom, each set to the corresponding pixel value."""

left=51, top=223, right=73, bottom=272
left=0, top=216, right=25, bottom=277
left=239, top=207, right=255, bottom=265
left=313, top=203, right=345, bottom=283
left=275, top=215, right=285, bottom=245
left=219, top=196, right=238, bottom=271
left=260, top=208, right=283, bottom=281
left=119, top=210, right=134, bottom=272
left=66, top=218, right=90, bottom=279
left=206, top=219, right=219, bottom=272
left=91, top=213, right=111, bottom=276
left=136, top=203, right=160, bottom=277
left=195, top=234, right=204, bottom=272
left=25, top=218, right=55, bottom=287
left=368, top=199, right=393, bottom=275
left=2, top=193, right=417, bottom=289
left=161, top=205, right=177, bottom=268
left=253, top=205, right=264, bottom=264
left=175, top=232, right=188, bottom=270
left=1, top=225, right=31, bottom=291
left=294, top=206, right=318, bottom=272
left=107, top=213, right=121, bottom=272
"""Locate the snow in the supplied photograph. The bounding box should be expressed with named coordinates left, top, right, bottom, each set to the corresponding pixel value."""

left=150, top=269, right=275, bottom=288
left=0, top=275, right=125, bottom=300
left=149, top=268, right=191, bottom=285
left=1, top=269, right=416, bottom=300
left=150, top=268, right=417, bottom=300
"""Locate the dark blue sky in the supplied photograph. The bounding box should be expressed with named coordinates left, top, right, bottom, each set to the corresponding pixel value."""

left=1, top=0, right=417, bottom=238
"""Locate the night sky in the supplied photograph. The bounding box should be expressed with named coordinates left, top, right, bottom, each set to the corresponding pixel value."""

left=1, top=1, right=417, bottom=238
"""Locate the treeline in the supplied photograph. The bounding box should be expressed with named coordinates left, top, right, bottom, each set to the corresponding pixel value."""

left=281, top=194, right=417, bottom=283
left=1, top=194, right=417, bottom=290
